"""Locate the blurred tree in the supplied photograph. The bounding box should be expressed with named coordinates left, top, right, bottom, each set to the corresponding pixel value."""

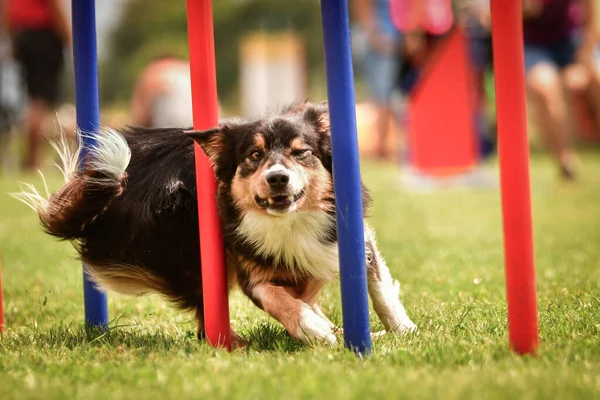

left=99, top=0, right=325, bottom=110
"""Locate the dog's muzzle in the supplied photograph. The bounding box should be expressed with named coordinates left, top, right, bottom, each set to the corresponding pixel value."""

left=255, top=190, right=305, bottom=212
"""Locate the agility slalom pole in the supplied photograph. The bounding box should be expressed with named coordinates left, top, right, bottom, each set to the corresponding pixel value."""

left=0, top=251, right=5, bottom=332
left=71, top=0, right=109, bottom=329
left=185, top=0, right=231, bottom=350
left=490, top=0, right=539, bottom=355
left=320, top=0, right=372, bottom=354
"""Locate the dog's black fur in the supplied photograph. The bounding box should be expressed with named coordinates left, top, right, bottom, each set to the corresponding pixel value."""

left=76, top=127, right=204, bottom=310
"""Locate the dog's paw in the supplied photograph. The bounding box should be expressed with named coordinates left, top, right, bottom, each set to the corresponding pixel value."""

left=371, top=330, right=387, bottom=340
left=390, top=318, right=418, bottom=334
left=297, top=304, right=337, bottom=345
left=311, top=304, right=337, bottom=330
left=230, top=329, right=248, bottom=351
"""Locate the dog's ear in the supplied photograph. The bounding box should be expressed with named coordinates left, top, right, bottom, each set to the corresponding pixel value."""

left=186, top=127, right=236, bottom=181
left=283, top=99, right=311, bottom=115
left=185, top=127, right=224, bottom=163
left=303, top=101, right=332, bottom=172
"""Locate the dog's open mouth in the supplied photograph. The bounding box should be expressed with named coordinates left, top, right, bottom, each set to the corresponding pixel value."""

left=255, top=190, right=305, bottom=212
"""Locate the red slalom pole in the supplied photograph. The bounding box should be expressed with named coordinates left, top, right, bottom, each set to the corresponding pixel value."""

left=185, top=0, right=231, bottom=350
left=490, top=0, right=539, bottom=355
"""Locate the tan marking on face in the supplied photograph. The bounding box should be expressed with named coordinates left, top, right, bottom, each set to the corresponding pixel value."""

left=254, top=134, right=265, bottom=150
left=253, top=162, right=274, bottom=203
left=296, top=163, right=334, bottom=213
left=230, top=158, right=273, bottom=214
left=317, top=113, right=330, bottom=135
left=290, top=137, right=304, bottom=152
left=230, top=172, right=254, bottom=211
left=281, top=160, right=309, bottom=203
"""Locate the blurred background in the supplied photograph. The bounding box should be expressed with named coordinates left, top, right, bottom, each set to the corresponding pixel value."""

left=0, top=0, right=598, bottom=186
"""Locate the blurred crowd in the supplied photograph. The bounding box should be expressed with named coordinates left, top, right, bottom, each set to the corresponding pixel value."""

left=353, top=0, right=600, bottom=180
left=0, top=0, right=203, bottom=172
left=1, top=0, right=71, bottom=171
left=0, top=0, right=597, bottom=182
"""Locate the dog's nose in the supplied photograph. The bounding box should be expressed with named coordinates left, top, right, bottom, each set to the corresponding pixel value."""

left=266, top=171, right=290, bottom=190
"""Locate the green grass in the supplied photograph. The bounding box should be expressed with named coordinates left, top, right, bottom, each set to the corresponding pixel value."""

left=1, top=153, right=599, bottom=399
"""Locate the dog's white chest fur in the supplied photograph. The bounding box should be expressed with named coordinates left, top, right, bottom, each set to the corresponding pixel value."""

left=236, top=210, right=339, bottom=280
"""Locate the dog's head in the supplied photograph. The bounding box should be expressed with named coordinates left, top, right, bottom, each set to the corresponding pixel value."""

left=188, top=102, right=333, bottom=216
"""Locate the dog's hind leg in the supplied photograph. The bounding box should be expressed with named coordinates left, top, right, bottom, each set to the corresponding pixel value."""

left=195, top=307, right=205, bottom=341
left=195, top=307, right=246, bottom=350
left=364, top=224, right=417, bottom=334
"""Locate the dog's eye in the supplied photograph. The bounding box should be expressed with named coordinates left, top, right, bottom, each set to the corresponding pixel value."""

left=292, top=149, right=312, bottom=159
left=249, top=151, right=263, bottom=161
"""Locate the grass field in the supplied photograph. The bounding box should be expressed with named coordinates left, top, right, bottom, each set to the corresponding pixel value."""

left=0, top=153, right=599, bottom=400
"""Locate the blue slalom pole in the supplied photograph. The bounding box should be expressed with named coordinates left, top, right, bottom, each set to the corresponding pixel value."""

left=71, top=0, right=109, bottom=328
left=320, top=0, right=371, bottom=354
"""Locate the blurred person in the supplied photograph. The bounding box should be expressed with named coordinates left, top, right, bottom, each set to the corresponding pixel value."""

left=523, top=0, right=599, bottom=180
left=393, top=0, right=498, bottom=181
left=0, top=16, right=22, bottom=157
left=353, top=0, right=403, bottom=159
left=131, top=55, right=223, bottom=129
left=0, top=32, right=14, bottom=168
left=2, top=0, right=71, bottom=170
left=459, top=0, right=496, bottom=158
left=391, top=0, right=454, bottom=94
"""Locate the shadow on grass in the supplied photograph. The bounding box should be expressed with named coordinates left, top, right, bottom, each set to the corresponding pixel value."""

left=240, top=322, right=306, bottom=354
left=0, top=318, right=206, bottom=354
left=0, top=317, right=307, bottom=355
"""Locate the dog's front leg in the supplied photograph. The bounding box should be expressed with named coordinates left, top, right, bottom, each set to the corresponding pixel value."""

left=364, top=226, right=417, bottom=334
left=250, top=282, right=337, bottom=345
left=296, top=279, right=337, bottom=332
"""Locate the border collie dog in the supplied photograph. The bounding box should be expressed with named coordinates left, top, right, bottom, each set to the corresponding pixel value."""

left=14, top=101, right=416, bottom=347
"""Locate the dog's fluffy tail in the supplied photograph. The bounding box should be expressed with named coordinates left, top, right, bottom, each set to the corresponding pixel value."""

left=12, top=128, right=131, bottom=240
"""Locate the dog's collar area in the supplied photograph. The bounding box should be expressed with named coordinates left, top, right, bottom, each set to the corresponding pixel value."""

left=255, top=190, right=305, bottom=212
